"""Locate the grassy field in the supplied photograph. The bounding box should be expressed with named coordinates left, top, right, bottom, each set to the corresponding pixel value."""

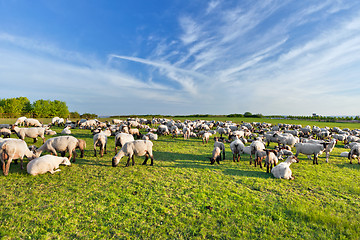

left=1, top=117, right=360, bottom=239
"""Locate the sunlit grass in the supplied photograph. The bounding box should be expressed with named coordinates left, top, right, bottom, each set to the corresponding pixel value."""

left=0, top=118, right=360, bottom=239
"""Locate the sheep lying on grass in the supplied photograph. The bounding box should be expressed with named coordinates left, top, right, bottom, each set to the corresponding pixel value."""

left=0, top=139, right=36, bottom=176
left=112, top=140, right=154, bottom=167
left=27, top=155, right=71, bottom=176
left=271, top=156, right=299, bottom=180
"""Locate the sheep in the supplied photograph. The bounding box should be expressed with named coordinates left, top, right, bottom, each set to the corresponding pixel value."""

left=264, top=150, right=279, bottom=173
left=0, top=139, right=36, bottom=176
left=183, top=127, right=191, bottom=140
left=209, top=147, right=221, bottom=165
left=114, top=132, right=135, bottom=154
left=325, top=138, right=337, bottom=163
left=276, top=133, right=299, bottom=147
left=129, top=128, right=141, bottom=138
left=340, top=152, right=350, bottom=157
left=61, top=126, right=72, bottom=135
left=253, top=149, right=266, bottom=168
left=27, top=155, right=71, bottom=176
left=93, top=132, right=107, bottom=157
left=294, top=142, right=328, bottom=165
left=45, top=129, right=57, bottom=135
left=229, top=137, right=245, bottom=162
left=24, top=118, right=42, bottom=127
left=214, top=137, right=225, bottom=160
left=250, top=140, right=266, bottom=160
left=271, top=155, right=299, bottom=180
left=348, top=144, right=360, bottom=164
left=11, top=126, right=46, bottom=143
left=33, top=136, right=81, bottom=162
left=112, top=140, right=154, bottom=167
left=14, top=116, right=27, bottom=126
left=51, top=117, right=60, bottom=126
left=202, top=132, right=212, bottom=144
left=0, top=128, right=11, bottom=138
left=142, top=132, right=158, bottom=141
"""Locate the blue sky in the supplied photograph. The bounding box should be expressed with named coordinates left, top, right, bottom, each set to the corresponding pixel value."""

left=1, top=0, right=360, bottom=116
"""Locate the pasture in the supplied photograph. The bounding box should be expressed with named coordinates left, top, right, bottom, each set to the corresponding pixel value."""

left=1, top=117, right=360, bottom=239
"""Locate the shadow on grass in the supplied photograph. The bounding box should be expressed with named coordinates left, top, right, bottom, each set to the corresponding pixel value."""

left=155, top=151, right=271, bottom=179
left=335, top=162, right=360, bottom=169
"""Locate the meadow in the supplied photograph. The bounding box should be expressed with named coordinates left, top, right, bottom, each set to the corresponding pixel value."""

left=1, top=117, right=360, bottom=239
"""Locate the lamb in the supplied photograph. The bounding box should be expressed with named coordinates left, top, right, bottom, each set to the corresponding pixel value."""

left=112, top=140, right=154, bottom=167
left=157, top=125, right=170, bottom=135
left=45, top=129, right=57, bottom=135
left=214, top=137, right=225, bottom=160
left=348, top=144, right=360, bottom=164
left=250, top=140, right=266, bottom=160
left=27, top=155, right=71, bottom=176
left=264, top=150, right=279, bottom=173
left=114, top=132, right=134, bottom=153
left=294, top=142, right=328, bottom=164
left=33, top=136, right=81, bottom=162
left=253, top=149, right=266, bottom=168
left=0, top=139, right=36, bottom=176
left=129, top=128, right=141, bottom=138
left=271, top=156, right=299, bottom=180
left=14, top=116, right=27, bottom=126
left=11, top=126, right=46, bottom=143
left=93, top=132, right=107, bottom=157
left=209, top=147, right=221, bottom=165
left=229, top=137, right=245, bottom=162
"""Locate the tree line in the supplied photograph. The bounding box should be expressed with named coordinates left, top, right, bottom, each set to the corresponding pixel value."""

left=0, top=97, right=69, bottom=118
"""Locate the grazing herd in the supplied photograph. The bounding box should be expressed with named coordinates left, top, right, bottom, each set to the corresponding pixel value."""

left=0, top=116, right=359, bottom=180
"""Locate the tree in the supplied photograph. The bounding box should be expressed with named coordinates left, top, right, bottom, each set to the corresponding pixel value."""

left=244, top=112, right=253, bottom=117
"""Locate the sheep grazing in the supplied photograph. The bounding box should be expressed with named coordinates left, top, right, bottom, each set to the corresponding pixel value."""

left=112, top=140, right=154, bottom=167
left=24, top=118, right=42, bottom=127
left=33, top=136, right=81, bottom=162
left=129, top=128, right=141, bottom=138
left=271, top=156, right=299, bottom=180
left=210, top=146, right=221, bottom=165
left=142, top=132, right=158, bottom=141
left=0, top=139, right=36, bottom=176
left=45, top=129, right=57, bottom=135
left=214, top=137, right=225, bottom=160
left=325, top=138, right=337, bottom=163
left=230, top=137, right=245, bottom=162
left=250, top=140, right=266, bottom=161
left=348, top=144, right=360, bottom=164
left=253, top=149, right=266, bottom=168
left=11, top=126, right=46, bottom=143
left=294, top=142, right=328, bottom=165
left=114, top=132, right=135, bottom=154
left=14, top=116, right=27, bottom=126
left=93, top=132, right=107, bottom=157
left=27, top=155, right=71, bottom=176
left=264, top=149, right=279, bottom=173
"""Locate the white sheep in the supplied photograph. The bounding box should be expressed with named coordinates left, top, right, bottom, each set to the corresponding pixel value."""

left=325, top=138, right=337, bottom=163
left=271, top=155, right=299, bottom=180
left=202, top=132, right=212, bottom=144
left=115, top=132, right=135, bottom=153
left=45, top=129, right=57, bottom=135
left=214, top=137, right=225, bottom=160
left=24, top=118, right=42, bottom=127
left=230, top=137, right=245, bottom=162
left=294, top=142, right=327, bottom=164
left=11, top=126, right=46, bottom=143
left=61, top=126, right=72, bottom=135
left=340, top=152, right=349, bottom=157
left=33, top=136, right=82, bottom=162
left=142, top=132, right=158, bottom=141
left=0, top=139, right=36, bottom=176
left=250, top=140, right=266, bottom=161
left=14, top=116, right=27, bottom=126
left=348, top=144, right=360, bottom=164
left=112, top=140, right=154, bottom=167
left=0, top=128, right=11, bottom=138
left=210, top=146, right=221, bottom=164
left=93, top=132, right=107, bottom=157
left=27, top=155, right=71, bottom=176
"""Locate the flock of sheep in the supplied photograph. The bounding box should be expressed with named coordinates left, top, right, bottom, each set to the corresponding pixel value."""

left=0, top=116, right=359, bottom=180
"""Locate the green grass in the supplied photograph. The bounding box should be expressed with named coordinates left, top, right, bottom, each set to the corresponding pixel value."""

left=0, top=118, right=360, bottom=239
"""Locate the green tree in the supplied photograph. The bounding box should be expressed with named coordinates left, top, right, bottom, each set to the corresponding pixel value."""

left=244, top=112, right=253, bottom=117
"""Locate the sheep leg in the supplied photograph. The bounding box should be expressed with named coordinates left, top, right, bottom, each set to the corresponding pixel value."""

left=104, top=144, right=107, bottom=154
left=142, top=154, right=149, bottom=165
left=49, top=169, right=61, bottom=174
left=1, top=159, right=5, bottom=175
left=254, top=159, right=257, bottom=167
left=100, top=145, right=104, bottom=157
left=266, top=164, right=270, bottom=173
left=60, top=151, right=66, bottom=157
left=131, top=155, right=135, bottom=166
left=232, top=154, right=236, bottom=162
left=125, top=156, right=131, bottom=167
left=93, top=148, right=97, bottom=157
left=33, top=138, right=37, bottom=143
left=20, top=157, right=24, bottom=170
left=216, top=156, right=220, bottom=164
left=150, top=154, right=154, bottom=166
left=4, top=158, right=12, bottom=176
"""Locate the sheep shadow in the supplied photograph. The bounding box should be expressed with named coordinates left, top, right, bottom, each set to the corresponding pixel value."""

left=335, top=162, right=360, bottom=170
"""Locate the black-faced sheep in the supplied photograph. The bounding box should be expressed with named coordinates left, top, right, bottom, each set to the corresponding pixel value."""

left=229, top=137, right=245, bottom=162
left=264, top=149, right=279, bottom=173
left=112, top=140, right=154, bottom=167
left=115, top=132, right=135, bottom=154
left=210, top=146, right=221, bottom=165
left=93, top=132, right=107, bottom=157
